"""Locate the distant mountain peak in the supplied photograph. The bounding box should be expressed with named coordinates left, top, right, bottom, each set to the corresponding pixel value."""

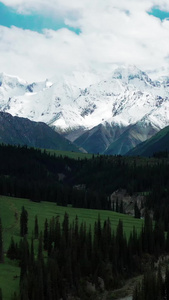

left=0, top=66, right=169, bottom=154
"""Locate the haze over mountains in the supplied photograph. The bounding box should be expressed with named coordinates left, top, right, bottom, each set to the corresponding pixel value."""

left=1, top=65, right=169, bottom=154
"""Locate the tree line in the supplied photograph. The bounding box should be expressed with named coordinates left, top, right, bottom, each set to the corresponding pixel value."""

left=1, top=144, right=169, bottom=216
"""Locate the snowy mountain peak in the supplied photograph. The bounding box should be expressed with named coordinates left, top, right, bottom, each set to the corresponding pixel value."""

left=0, top=72, right=27, bottom=88
left=111, top=65, right=156, bottom=87
left=0, top=66, right=169, bottom=146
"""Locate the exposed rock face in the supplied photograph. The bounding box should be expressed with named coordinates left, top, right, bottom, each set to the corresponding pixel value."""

left=110, top=189, right=145, bottom=216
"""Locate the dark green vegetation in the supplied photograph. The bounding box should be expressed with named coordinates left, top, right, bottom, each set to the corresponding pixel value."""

left=10, top=212, right=169, bottom=300
left=0, top=112, right=80, bottom=152
left=1, top=144, right=169, bottom=299
left=0, top=144, right=169, bottom=218
left=0, top=197, right=169, bottom=300
left=127, top=125, right=169, bottom=157
left=0, top=196, right=144, bottom=299
left=133, top=266, right=169, bottom=300
left=46, top=148, right=94, bottom=159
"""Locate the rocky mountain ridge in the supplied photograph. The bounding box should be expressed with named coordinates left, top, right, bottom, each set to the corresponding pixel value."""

left=1, top=66, right=169, bottom=154
left=0, top=111, right=80, bottom=152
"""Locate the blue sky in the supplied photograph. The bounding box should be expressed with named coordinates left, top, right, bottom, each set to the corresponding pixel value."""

left=0, top=2, right=168, bottom=34
left=148, top=7, right=169, bottom=20
left=0, top=2, right=80, bottom=34
left=0, top=0, right=169, bottom=81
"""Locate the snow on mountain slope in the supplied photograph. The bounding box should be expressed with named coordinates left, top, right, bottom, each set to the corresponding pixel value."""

left=0, top=65, right=169, bottom=146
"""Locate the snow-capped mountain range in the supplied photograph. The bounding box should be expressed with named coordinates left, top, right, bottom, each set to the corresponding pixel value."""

left=1, top=65, right=169, bottom=154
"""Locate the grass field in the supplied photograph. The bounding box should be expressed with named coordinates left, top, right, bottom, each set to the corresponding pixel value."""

left=0, top=195, right=144, bottom=299
left=0, top=260, right=20, bottom=300
left=46, top=149, right=95, bottom=159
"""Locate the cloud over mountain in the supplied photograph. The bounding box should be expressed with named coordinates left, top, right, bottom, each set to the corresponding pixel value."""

left=0, top=0, right=169, bottom=81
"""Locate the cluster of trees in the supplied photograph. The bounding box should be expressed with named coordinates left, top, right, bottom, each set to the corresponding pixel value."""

left=5, top=211, right=169, bottom=300
left=133, top=267, right=169, bottom=300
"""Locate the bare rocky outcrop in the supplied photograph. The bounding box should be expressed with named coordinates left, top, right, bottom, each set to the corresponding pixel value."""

left=110, top=189, right=145, bottom=217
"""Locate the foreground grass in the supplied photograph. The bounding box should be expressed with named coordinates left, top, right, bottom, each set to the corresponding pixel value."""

left=0, top=260, right=20, bottom=300
left=0, top=195, right=144, bottom=299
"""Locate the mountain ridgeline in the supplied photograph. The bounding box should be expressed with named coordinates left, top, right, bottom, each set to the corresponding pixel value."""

left=0, top=112, right=80, bottom=152
left=127, top=125, right=169, bottom=157
left=1, top=66, right=169, bottom=154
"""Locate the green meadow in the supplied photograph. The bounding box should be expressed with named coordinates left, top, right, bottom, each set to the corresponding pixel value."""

left=0, top=195, right=144, bottom=299
left=46, top=149, right=95, bottom=159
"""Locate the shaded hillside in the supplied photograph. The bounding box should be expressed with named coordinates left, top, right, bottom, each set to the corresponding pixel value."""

left=74, top=123, right=126, bottom=154
left=127, top=125, right=169, bottom=157
left=0, top=112, right=80, bottom=152
left=104, top=121, right=158, bottom=155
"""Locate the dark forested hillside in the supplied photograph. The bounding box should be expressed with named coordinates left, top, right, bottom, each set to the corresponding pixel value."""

left=0, top=111, right=80, bottom=152
left=1, top=144, right=169, bottom=221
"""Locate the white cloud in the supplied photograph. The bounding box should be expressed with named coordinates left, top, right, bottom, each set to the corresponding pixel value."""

left=0, top=0, right=169, bottom=81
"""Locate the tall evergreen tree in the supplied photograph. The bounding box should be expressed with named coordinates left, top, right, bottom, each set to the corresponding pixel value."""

left=134, top=202, right=141, bottom=219
left=34, top=215, right=39, bottom=239
left=20, top=207, right=28, bottom=237
left=43, top=218, right=48, bottom=251
left=0, top=288, right=2, bottom=300
left=0, top=218, right=4, bottom=263
left=38, top=232, right=43, bottom=261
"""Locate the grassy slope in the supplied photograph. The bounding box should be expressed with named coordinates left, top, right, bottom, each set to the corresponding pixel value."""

left=0, top=195, right=144, bottom=299
left=46, top=148, right=95, bottom=159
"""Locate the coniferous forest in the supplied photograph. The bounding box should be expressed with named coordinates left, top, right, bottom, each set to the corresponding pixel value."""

left=5, top=211, right=169, bottom=300
left=1, top=144, right=169, bottom=299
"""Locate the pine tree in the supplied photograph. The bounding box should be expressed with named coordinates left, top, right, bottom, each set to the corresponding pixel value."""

left=116, top=198, right=119, bottom=212
left=7, top=237, right=18, bottom=260
left=38, top=232, right=43, bottom=261
left=0, top=218, right=4, bottom=263
left=34, top=215, right=39, bottom=239
left=20, top=237, right=29, bottom=282
left=30, top=237, right=34, bottom=264
left=120, top=200, right=124, bottom=213
left=0, top=288, right=2, bottom=300
left=20, top=207, right=28, bottom=237
left=134, top=202, right=141, bottom=219
left=43, top=218, right=48, bottom=251
left=62, top=212, right=69, bottom=245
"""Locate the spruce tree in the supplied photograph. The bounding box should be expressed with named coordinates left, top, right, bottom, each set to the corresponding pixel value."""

left=0, top=218, right=4, bottom=263
left=20, top=206, right=28, bottom=237
left=134, top=202, right=141, bottom=219
left=34, top=215, right=39, bottom=239
left=43, top=218, right=48, bottom=251
left=38, top=232, right=43, bottom=261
